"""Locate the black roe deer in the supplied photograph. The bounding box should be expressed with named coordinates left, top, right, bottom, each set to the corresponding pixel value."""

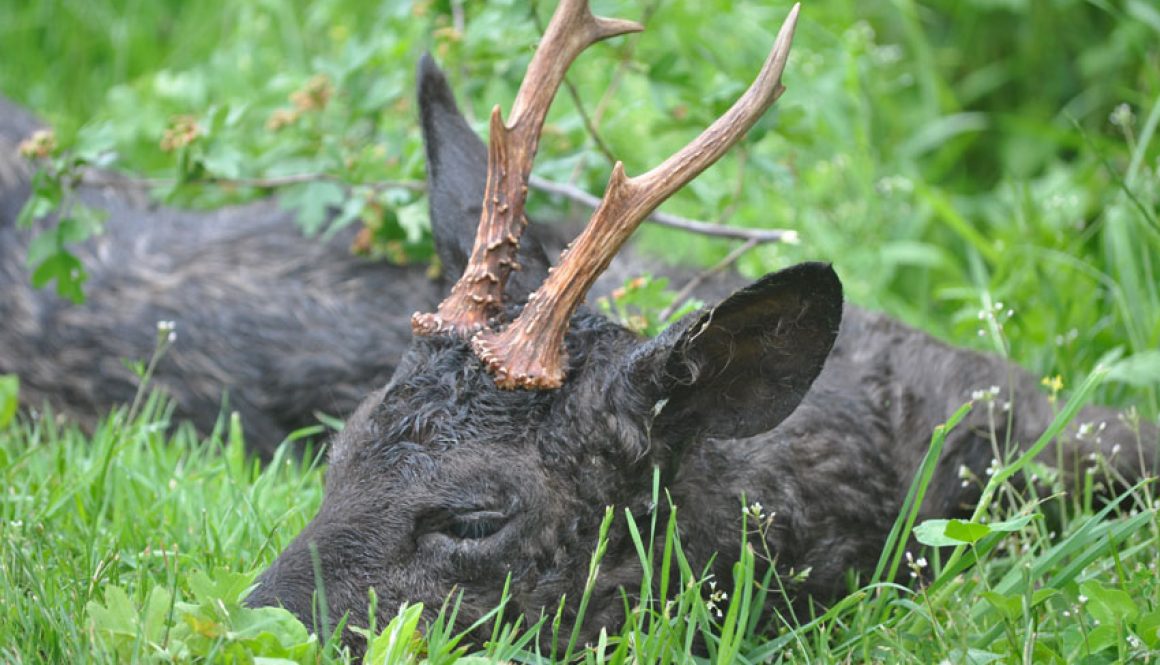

left=247, top=1, right=1157, bottom=653
left=0, top=95, right=733, bottom=455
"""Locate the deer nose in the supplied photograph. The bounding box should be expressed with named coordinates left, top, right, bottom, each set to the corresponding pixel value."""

left=245, top=551, right=316, bottom=623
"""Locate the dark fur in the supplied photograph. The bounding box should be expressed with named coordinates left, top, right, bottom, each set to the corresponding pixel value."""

left=0, top=87, right=724, bottom=455
left=0, top=99, right=433, bottom=453
left=248, top=56, right=1158, bottom=656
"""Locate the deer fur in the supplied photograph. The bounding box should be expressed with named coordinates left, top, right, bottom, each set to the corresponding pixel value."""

left=247, top=55, right=1158, bottom=656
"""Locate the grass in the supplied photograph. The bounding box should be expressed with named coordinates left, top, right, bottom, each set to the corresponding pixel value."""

left=1, top=383, right=1157, bottom=662
left=1, top=0, right=1159, bottom=662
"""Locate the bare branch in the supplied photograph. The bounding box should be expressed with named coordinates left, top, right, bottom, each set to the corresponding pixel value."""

left=79, top=170, right=426, bottom=193
left=77, top=165, right=795, bottom=248
left=75, top=168, right=794, bottom=245
left=567, top=0, right=663, bottom=184
left=656, top=237, right=760, bottom=323
left=528, top=174, right=796, bottom=244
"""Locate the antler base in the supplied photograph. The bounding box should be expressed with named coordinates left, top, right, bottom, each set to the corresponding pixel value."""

left=470, top=297, right=570, bottom=390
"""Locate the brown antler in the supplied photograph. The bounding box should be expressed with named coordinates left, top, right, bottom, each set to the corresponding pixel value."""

left=412, top=0, right=641, bottom=337
left=473, top=3, right=802, bottom=389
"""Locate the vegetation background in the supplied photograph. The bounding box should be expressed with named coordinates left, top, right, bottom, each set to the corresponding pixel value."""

left=0, top=0, right=1158, bottom=662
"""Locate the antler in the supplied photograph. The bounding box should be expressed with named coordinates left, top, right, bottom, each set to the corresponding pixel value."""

left=412, top=0, right=641, bottom=337
left=473, top=3, right=802, bottom=389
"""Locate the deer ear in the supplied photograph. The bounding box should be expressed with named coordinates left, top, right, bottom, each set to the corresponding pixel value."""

left=417, top=54, right=550, bottom=296
left=629, top=262, right=843, bottom=445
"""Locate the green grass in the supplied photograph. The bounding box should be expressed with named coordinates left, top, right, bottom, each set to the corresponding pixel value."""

left=1, top=384, right=1157, bottom=662
left=1, top=0, right=1159, bottom=662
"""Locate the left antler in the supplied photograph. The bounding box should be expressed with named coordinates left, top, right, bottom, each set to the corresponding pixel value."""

left=473, top=4, right=802, bottom=389
left=412, top=0, right=641, bottom=337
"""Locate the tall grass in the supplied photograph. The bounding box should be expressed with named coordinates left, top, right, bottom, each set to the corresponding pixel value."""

left=1, top=0, right=1157, bottom=661
left=1, top=381, right=1155, bottom=662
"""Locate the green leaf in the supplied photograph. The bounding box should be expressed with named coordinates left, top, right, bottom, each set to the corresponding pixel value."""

left=87, top=585, right=138, bottom=638
left=1082, top=623, right=1118, bottom=654
left=1029, top=642, right=1064, bottom=665
left=140, top=586, right=176, bottom=647
left=16, top=193, right=57, bottom=228
left=986, top=514, right=1039, bottom=532
left=1136, top=610, right=1160, bottom=648
left=187, top=568, right=257, bottom=606
left=30, top=250, right=87, bottom=304
left=945, top=519, right=993, bottom=543
left=87, top=585, right=175, bottom=659
left=981, top=587, right=1058, bottom=623
left=281, top=181, right=346, bottom=236
left=226, top=606, right=317, bottom=660
left=395, top=198, right=430, bottom=243
left=981, top=591, right=1022, bottom=621
left=913, top=519, right=960, bottom=547
left=228, top=605, right=310, bottom=641
left=1080, top=580, right=1139, bottom=625
left=1030, top=588, right=1060, bottom=607
left=945, top=647, right=1004, bottom=664
left=65, top=204, right=107, bottom=239
left=25, top=230, right=61, bottom=270
left=913, top=515, right=1028, bottom=547
left=202, top=143, right=245, bottom=179
left=0, top=375, right=18, bottom=429
left=1105, top=350, right=1160, bottom=388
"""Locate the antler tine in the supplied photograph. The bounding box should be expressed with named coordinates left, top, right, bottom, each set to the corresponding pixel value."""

left=473, top=3, right=802, bottom=390
left=412, top=1, right=642, bottom=338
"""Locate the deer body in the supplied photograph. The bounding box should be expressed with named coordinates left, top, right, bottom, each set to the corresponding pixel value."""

left=0, top=96, right=718, bottom=453
left=669, top=305, right=1149, bottom=604
left=0, top=97, right=436, bottom=450
left=251, top=298, right=1152, bottom=646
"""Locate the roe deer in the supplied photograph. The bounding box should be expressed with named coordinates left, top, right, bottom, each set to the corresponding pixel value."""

left=248, top=1, right=1156, bottom=655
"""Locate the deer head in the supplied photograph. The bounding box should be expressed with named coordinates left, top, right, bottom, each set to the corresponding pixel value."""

left=249, top=1, right=842, bottom=652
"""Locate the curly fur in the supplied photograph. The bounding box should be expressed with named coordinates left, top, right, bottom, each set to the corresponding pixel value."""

left=248, top=57, right=1158, bottom=658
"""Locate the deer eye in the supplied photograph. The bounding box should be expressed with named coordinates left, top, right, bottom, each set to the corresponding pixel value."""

left=445, top=511, right=507, bottom=540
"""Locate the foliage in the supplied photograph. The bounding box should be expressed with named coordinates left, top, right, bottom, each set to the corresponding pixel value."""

left=87, top=570, right=318, bottom=662
left=3, top=0, right=1158, bottom=408
left=594, top=275, right=702, bottom=337
left=1, top=0, right=1159, bottom=662
left=1, top=381, right=1157, bottom=662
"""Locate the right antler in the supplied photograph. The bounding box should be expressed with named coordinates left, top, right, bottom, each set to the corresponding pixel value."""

left=412, top=0, right=641, bottom=337
left=474, top=4, right=802, bottom=389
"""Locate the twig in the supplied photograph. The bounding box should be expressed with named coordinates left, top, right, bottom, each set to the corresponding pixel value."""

left=451, top=0, right=465, bottom=34
left=657, top=237, right=760, bottom=322
left=528, top=174, right=796, bottom=243
left=560, top=77, right=618, bottom=165
left=77, top=168, right=794, bottom=245
left=80, top=171, right=426, bottom=193
left=567, top=0, right=663, bottom=184
left=716, top=147, right=749, bottom=226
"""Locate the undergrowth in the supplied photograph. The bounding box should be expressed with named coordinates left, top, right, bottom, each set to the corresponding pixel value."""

left=1, top=362, right=1157, bottom=662
left=1, top=0, right=1159, bottom=662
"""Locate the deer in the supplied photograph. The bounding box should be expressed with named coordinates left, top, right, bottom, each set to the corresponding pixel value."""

left=0, top=96, right=431, bottom=452
left=246, top=0, right=1157, bottom=655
